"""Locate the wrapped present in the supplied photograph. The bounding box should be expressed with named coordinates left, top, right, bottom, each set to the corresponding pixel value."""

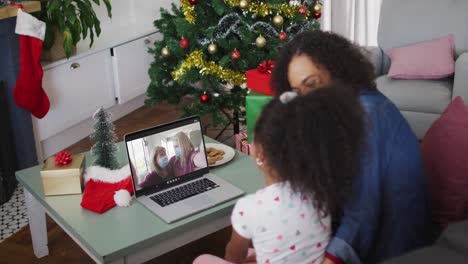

left=246, top=60, right=275, bottom=95
left=241, top=139, right=251, bottom=156
left=40, top=153, right=86, bottom=196
left=235, top=132, right=252, bottom=155
left=246, top=91, right=273, bottom=142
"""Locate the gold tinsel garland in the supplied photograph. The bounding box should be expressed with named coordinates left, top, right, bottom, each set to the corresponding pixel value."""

left=223, top=0, right=304, bottom=19
left=172, top=50, right=246, bottom=86
left=181, top=0, right=196, bottom=24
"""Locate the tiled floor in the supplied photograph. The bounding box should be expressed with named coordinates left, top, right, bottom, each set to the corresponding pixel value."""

left=0, top=185, right=28, bottom=242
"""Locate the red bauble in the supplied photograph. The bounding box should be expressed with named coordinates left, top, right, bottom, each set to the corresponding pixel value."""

left=231, top=49, right=241, bottom=60
left=279, top=31, right=288, bottom=41
left=298, top=6, right=307, bottom=15
left=180, top=38, right=190, bottom=49
left=55, top=150, right=73, bottom=166
left=200, top=92, right=210, bottom=103
left=188, top=0, right=198, bottom=5
left=314, top=12, right=322, bottom=19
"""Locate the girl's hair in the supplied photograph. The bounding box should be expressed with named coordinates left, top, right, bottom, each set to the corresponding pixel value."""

left=174, top=131, right=194, bottom=167
left=271, top=30, right=376, bottom=95
left=254, top=83, right=366, bottom=218
left=151, top=146, right=171, bottom=177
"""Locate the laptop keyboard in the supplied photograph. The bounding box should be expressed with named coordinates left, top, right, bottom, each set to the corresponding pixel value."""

left=150, top=178, right=220, bottom=207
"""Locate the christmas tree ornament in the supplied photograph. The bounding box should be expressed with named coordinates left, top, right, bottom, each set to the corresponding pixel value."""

left=91, top=107, right=119, bottom=170
left=180, top=37, right=190, bottom=49
left=231, top=49, right=241, bottom=60
left=239, top=0, right=249, bottom=10
left=313, top=1, right=322, bottom=13
left=188, top=0, right=198, bottom=5
left=273, top=14, right=284, bottom=27
left=208, top=42, right=218, bottom=54
left=298, top=5, right=307, bottom=15
left=256, top=35, right=267, bottom=48
left=314, top=11, right=322, bottom=19
left=161, top=47, right=171, bottom=58
left=55, top=151, right=73, bottom=166
left=200, top=92, right=210, bottom=103
left=279, top=31, right=288, bottom=41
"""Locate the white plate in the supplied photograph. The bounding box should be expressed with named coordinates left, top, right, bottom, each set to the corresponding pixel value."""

left=205, top=143, right=236, bottom=167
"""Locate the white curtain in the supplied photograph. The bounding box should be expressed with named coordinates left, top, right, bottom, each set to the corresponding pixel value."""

left=321, top=0, right=382, bottom=46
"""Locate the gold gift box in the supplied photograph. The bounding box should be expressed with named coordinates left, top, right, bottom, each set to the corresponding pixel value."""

left=40, top=153, right=86, bottom=196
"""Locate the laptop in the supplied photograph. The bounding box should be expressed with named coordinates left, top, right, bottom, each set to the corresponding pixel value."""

left=124, top=116, right=244, bottom=223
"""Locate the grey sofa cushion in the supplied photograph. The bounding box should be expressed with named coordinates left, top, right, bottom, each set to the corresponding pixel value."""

left=376, top=76, right=452, bottom=114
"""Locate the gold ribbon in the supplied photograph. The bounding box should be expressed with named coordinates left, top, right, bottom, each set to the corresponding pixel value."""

left=224, top=0, right=303, bottom=19
left=181, top=0, right=196, bottom=24
left=172, top=50, right=246, bottom=86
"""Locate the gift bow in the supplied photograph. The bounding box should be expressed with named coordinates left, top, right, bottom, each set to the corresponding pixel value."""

left=257, top=60, right=275, bottom=74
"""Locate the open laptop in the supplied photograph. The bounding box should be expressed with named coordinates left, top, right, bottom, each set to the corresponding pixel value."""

left=124, top=116, right=244, bottom=223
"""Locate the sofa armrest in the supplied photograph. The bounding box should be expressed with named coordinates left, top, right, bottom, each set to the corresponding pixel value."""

left=453, top=52, right=468, bottom=101
left=362, top=46, right=383, bottom=77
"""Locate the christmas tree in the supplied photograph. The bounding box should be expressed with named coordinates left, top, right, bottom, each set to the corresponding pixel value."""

left=146, top=0, right=322, bottom=131
left=90, top=107, right=119, bottom=170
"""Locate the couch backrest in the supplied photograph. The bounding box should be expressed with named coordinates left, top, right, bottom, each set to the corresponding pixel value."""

left=378, top=0, right=468, bottom=73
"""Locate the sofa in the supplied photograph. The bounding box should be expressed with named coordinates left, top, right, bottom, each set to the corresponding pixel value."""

left=365, top=0, right=468, bottom=139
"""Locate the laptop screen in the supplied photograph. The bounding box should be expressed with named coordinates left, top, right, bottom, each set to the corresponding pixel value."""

left=125, top=117, right=208, bottom=196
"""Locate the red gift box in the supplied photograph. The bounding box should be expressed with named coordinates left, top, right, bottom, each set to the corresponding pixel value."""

left=245, top=60, right=275, bottom=96
left=235, top=132, right=251, bottom=156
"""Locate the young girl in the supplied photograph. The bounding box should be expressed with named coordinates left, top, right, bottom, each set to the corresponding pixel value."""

left=193, top=84, right=365, bottom=264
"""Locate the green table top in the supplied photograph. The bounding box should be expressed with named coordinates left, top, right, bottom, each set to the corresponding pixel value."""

left=16, top=137, right=265, bottom=263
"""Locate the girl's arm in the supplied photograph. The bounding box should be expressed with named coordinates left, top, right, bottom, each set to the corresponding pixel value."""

left=225, top=229, right=251, bottom=263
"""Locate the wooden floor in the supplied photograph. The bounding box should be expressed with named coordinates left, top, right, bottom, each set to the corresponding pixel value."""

left=0, top=103, right=236, bottom=263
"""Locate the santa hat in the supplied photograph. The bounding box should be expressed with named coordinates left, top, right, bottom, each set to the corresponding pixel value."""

left=80, top=164, right=135, bottom=214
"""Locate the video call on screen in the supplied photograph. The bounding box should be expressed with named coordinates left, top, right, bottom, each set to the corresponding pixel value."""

left=126, top=123, right=207, bottom=192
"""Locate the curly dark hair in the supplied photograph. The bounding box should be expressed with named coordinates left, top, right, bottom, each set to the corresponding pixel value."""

left=271, top=30, right=376, bottom=95
left=254, top=83, right=365, bottom=218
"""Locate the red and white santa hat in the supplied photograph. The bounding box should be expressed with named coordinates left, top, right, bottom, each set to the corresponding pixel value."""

left=81, top=165, right=135, bottom=214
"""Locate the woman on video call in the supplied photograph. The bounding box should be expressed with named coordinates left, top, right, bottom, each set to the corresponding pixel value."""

left=170, top=131, right=205, bottom=177
left=138, top=146, right=174, bottom=189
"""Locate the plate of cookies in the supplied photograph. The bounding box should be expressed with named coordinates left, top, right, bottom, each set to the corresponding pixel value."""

left=205, top=143, right=236, bottom=167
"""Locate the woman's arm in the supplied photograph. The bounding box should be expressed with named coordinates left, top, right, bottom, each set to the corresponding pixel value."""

left=325, top=104, right=382, bottom=264
left=225, top=229, right=251, bottom=263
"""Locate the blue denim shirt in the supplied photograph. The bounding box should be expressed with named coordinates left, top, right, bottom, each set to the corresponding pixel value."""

left=326, top=89, right=432, bottom=264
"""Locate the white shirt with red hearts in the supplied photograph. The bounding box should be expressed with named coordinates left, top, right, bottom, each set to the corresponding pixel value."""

left=231, top=182, right=331, bottom=264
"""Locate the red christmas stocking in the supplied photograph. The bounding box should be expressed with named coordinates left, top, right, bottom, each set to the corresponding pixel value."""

left=13, top=9, right=50, bottom=119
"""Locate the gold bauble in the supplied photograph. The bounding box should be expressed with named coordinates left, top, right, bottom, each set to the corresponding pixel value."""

left=161, top=47, right=170, bottom=58
left=239, top=0, right=249, bottom=10
left=208, top=43, right=218, bottom=54
left=273, top=15, right=284, bottom=27
left=256, top=35, right=267, bottom=48
left=313, top=1, right=322, bottom=13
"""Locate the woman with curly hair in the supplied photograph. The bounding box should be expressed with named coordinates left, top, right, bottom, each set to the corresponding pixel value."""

left=271, top=30, right=432, bottom=264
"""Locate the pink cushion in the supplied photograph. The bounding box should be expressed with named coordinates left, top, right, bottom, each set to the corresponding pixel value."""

left=387, top=35, right=455, bottom=79
left=421, top=96, right=468, bottom=227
